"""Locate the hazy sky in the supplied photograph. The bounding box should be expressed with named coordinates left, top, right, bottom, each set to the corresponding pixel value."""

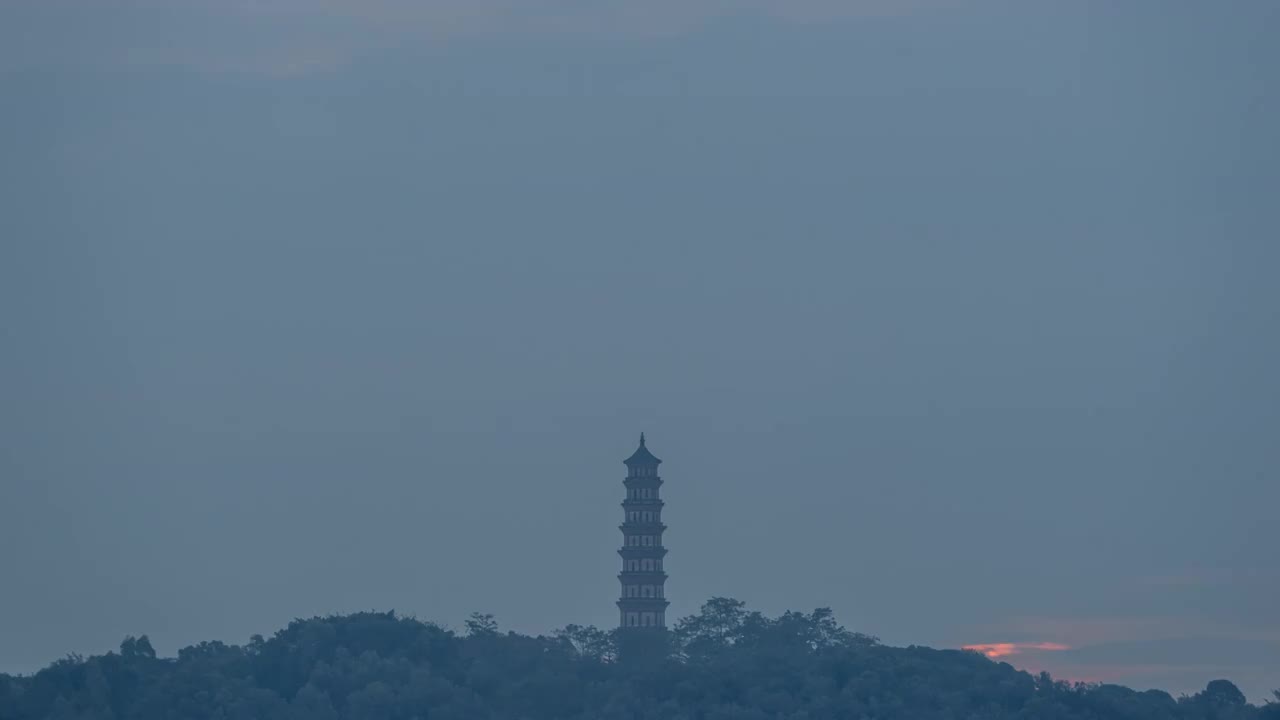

left=2, top=0, right=1277, bottom=702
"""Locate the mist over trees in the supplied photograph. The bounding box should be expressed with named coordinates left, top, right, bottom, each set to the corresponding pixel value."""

left=1, top=598, right=1272, bottom=720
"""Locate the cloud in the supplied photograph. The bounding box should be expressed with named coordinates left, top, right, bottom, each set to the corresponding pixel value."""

left=963, top=642, right=1071, bottom=659
left=987, top=615, right=1280, bottom=649
left=960, top=615, right=1280, bottom=702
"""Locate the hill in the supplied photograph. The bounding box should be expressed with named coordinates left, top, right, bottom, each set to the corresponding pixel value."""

left=2, top=598, right=1275, bottom=720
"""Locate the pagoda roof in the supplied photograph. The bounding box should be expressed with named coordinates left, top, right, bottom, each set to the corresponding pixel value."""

left=624, top=433, right=662, bottom=465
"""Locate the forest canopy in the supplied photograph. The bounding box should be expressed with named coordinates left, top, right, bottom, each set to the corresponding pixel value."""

left=2, top=598, right=1275, bottom=720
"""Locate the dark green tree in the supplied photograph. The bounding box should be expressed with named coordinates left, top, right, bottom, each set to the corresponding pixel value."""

left=0, top=602, right=1269, bottom=720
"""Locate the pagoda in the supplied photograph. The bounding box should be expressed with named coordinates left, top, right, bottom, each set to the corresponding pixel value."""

left=617, top=433, right=670, bottom=628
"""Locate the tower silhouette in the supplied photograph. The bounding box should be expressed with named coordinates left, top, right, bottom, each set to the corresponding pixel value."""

left=617, top=433, right=669, bottom=628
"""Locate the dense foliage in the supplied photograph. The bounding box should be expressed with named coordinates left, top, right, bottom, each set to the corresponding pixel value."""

left=2, top=598, right=1274, bottom=720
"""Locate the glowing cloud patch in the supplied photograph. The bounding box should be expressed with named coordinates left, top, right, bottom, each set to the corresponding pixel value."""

left=963, top=642, right=1071, bottom=659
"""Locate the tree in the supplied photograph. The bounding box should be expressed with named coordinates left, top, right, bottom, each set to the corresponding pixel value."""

left=554, top=624, right=616, bottom=662
left=673, top=597, right=751, bottom=654
left=1260, top=690, right=1280, bottom=720
left=0, top=602, right=1269, bottom=720
left=464, top=612, right=498, bottom=637
left=1202, top=679, right=1248, bottom=706
left=118, top=636, right=156, bottom=660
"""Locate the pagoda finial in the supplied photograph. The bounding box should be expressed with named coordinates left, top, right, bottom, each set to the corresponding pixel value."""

left=640, top=432, right=646, bottom=447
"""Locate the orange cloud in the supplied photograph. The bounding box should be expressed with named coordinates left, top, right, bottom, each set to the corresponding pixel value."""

left=963, top=642, right=1071, bottom=659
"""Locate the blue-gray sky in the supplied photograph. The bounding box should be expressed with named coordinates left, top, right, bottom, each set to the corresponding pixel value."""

left=1, top=0, right=1277, bottom=702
